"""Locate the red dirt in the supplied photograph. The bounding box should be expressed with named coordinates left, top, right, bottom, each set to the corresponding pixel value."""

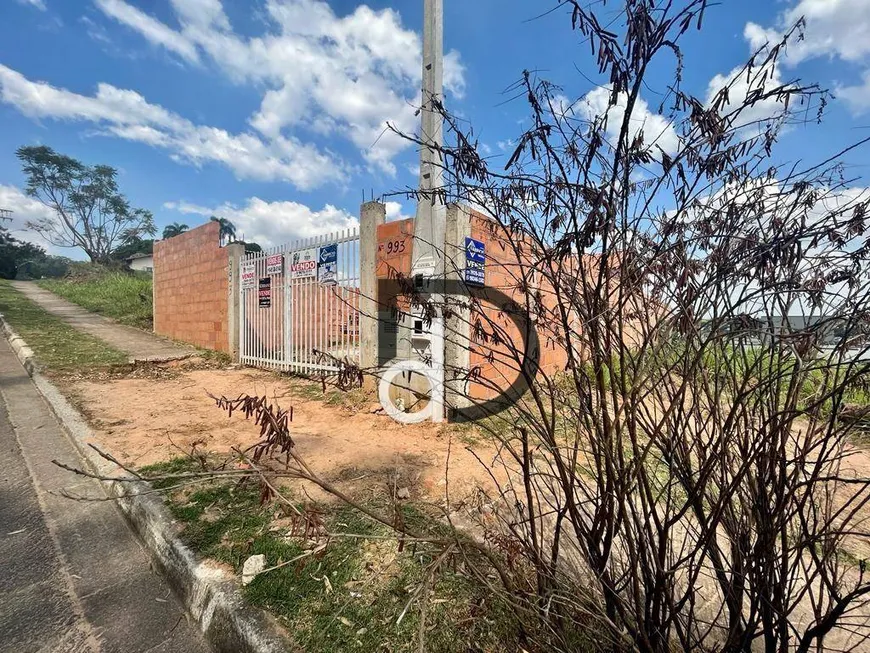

left=65, top=367, right=499, bottom=505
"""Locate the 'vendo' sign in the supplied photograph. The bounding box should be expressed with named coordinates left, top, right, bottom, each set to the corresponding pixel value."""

left=258, top=277, right=271, bottom=308
left=241, top=264, right=256, bottom=290
left=265, top=254, right=283, bottom=275
left=289, top=248, right=317, bottom=278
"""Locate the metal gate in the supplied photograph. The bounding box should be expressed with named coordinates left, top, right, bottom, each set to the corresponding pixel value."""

left=239, top=228, right=360, bottom=374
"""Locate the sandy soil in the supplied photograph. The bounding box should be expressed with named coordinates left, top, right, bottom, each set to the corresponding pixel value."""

left=62, top=364, right=499, bottom=506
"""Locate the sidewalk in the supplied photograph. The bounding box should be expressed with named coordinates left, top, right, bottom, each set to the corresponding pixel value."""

left=0, top=337, right=210, bottom=653
left=10, top=282, right=196, bottom=362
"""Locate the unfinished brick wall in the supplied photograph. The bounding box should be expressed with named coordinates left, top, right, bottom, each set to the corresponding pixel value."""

left=372, top=211, right=572, bottom=401
left=153, top=221, right=230, bottom=352
left=465, top=211, right=572, bottom=400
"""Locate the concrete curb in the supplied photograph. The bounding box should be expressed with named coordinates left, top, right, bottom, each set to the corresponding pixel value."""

left=0, top=315, right=290, bottom=653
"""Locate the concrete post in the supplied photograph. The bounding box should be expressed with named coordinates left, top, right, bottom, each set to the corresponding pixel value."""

left=444, top=204, right=472, bottom=414
left=359, top=201, right=386, bottom=372
left=226, top=243, right=245, bottom=361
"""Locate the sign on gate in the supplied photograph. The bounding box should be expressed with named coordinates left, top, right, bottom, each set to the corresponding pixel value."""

left=258, top=277, right=271, bottom=308
left=238, top=226, right=361, bottom=374
left=265, top=254, right=283, bottom=275
left=289, top=248, right=317, bottom=278
left=241, top=264, right=256, bottom=289
left=318, top=243, right=337, bottom=285
left=464, top=237, right=486, bottom=286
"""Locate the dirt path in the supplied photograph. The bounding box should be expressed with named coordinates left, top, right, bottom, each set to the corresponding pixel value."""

left=11, top=281, right=196, bottom=362
left=62, top=365, right=500, bottom=507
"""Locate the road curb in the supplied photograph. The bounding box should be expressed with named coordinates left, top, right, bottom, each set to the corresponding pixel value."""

left=0, top=315, right=290, bottom=653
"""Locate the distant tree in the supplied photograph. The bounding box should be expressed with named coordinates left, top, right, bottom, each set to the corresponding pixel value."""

left=16, top=146, right=155, bottom=264
left=210, top=215, right=236, bottom=243
left=162, top=222, right=188, bottom=239
left=242, top=241, right=262, bottom=253
left=0, top=227, right=45, bottom=279
left=112, top=237, right=153, bottom=262
left=0, top=227, right=69, bottom=279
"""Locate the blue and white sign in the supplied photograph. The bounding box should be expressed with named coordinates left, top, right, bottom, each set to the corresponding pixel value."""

left=318, top=243, right=338, bottom=285
left=464, top=237, right=485, bottom=286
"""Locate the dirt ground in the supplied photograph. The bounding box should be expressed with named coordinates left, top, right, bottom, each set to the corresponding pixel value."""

left=60, top=362, right=500, bottom=507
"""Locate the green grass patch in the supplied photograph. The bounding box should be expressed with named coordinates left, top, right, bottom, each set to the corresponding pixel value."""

left=0, top=280, right=127, bottom=370
left=38, top=271, right=153, bottom=330
left=150, top=460, right=523, bottom=652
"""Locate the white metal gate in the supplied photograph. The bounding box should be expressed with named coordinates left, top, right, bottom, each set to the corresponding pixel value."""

left=239, top=228, right=360, bottom=374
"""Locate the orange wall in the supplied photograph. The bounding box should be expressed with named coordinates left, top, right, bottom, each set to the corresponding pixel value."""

left=373, top=213, right=571, bottom=401
left=153, top=221, right=230, bottom=352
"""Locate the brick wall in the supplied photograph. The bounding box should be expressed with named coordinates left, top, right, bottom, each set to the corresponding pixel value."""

left=467, top=211, right=573, bottom=400
left=153, top=221, right=230, bottom=352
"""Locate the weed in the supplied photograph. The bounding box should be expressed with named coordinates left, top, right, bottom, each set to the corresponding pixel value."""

left=0, top=280, right=128, bottom=370
left=148, top=463, right=524, bottom=652
left=38, top=271, right=153, bottom=330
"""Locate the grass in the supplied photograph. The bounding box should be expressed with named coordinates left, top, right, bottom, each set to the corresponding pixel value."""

left=144, top=457, right=523, bottom=653
left=0, top=280, right=128, bottom=370
left=38, top=271, right=153, bottom=330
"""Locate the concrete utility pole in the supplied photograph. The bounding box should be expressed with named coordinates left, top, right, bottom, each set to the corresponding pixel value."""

left=413, top=0, right=446, bottom=271
left=409, top=0, right=446, bottom=422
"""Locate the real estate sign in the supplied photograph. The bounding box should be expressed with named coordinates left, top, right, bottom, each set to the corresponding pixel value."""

left=464, top=237, right=486, bottom=286
left=289, top=248, right=317, bottom=278
left=258, top=277, right=271, bottom=308
left=265, top=254, right=283, bottom=275
left=241, top=264, right=256, bottom=289
left=318, top=243, right=338, bottom=285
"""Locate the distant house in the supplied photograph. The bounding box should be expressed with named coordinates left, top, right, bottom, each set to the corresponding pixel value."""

left=126, top=252, right=154, bottom=273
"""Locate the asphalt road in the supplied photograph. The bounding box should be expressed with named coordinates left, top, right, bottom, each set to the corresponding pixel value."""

left=0, top=337, right=210, bottom=653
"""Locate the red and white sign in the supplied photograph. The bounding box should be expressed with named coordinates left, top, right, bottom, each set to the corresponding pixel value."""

left=289, top=248, right=318, bottom=278
left=241, top=264, right=256, bottom=289
left=265, top=254, right=283, bottom=275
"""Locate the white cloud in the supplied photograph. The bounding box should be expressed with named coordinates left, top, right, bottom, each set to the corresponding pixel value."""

left=384, top=200, right=412, bottom=222
left=163, top=197, right=358, bottom=246
left=0, top=64, right=346, bottom=190
left=837, top=70, right=870, bottom=113
left=0, top=184, right=75, bottom=256
left=705, top=61, right=790, bottom=130
left=95, top=0, right=199, bottom=63
left=16, top=0, right=46, bottom=10
left=745, top=0, right=870, bottom=66
left=94, top=0, right=467, bottom=175
left=578, top=86, right=680, bottom=155
left=742, top=0, right=870, bottom=114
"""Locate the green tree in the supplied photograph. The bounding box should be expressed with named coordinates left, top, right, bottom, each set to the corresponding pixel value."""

left=0, top=226, right=45, bottom=279
left=112, top=237, right=153, bottom=261
left=162, top=222, right=188, bottom=239
left=209, top=215, right=236, bottom=243
left=16, top=145, right=156, bottom=264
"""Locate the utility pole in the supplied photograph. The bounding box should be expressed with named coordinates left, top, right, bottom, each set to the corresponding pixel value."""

left=413, top=0, right=446, bottom=268
left=409, top=0, right=446, bottom=422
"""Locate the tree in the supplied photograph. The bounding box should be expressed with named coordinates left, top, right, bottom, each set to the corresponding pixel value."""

left=162, top=222, right=188, bottom=239
left=0, top=227, right=46, bottom=279
left=240, top=241, right=262, bottom=253
left=0, top=228, right=70, bottom=279
left=210, top=215, right=236, bottom=243
left=111, top=237, right=153, bottom=262
left=376, top=2, right=870, bottom=650
left=16, top=146, right=155, bottom=264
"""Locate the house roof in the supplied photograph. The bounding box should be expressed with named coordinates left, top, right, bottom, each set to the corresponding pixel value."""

left=126, top=252, right=153, bottom=261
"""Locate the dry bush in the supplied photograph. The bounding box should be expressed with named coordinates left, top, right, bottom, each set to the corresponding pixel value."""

left=381, top=1, right=870, bottom=651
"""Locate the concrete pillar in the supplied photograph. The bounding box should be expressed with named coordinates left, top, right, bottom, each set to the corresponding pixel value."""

left=226, top=243, right=245, bottom=361
left=444, top=203, right=472, bottom=414
left=359, top=201, right=386, bottom=372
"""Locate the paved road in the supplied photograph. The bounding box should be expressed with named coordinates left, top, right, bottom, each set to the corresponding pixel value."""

left=0, top=338, right=210, bottom=653
left=10, top=282, right=196, bottom=362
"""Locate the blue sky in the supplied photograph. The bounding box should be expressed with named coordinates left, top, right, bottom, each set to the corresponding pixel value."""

left=1, top=0, right=869, bottom=259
